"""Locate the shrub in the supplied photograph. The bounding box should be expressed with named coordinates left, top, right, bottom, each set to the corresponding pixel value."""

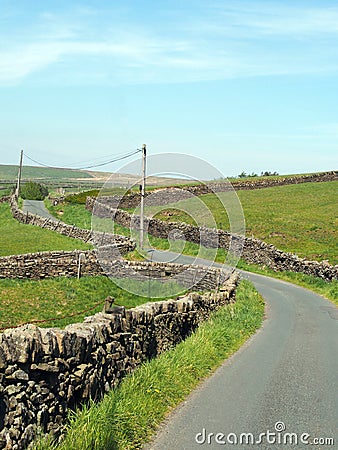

left=20, top=181, right=49, bottom=200
left=260, top=171, right=279, bottom=176
left=65, top=190, right=99, bottom=204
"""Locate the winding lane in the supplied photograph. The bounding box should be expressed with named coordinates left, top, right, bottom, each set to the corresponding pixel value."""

left=145, top=250, right=337, bottom=449
left=22, top=199, right=57, bottom=221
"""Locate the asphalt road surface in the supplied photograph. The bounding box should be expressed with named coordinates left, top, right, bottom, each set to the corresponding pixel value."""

left=145, top=250, right=337, bottom=449
left=22, top=199, right=57, bottom=221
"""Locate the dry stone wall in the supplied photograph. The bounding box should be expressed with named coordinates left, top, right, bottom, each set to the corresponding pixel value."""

left=86, top=170, right=338, bottom=210
left=0, top=267, right=238, bottom=449
left=197, top=170, right=338, bottom=194
left=88, top=200, right=338, bottom=282
left=0, top=250, right=100, bottom=280
left=9, top=196, right=135, bottom=256
left=0, top=197, right=10, bottom=204
left=87, top=188, right=194, bottom=210
left=0, top=250, right=231, bottom=293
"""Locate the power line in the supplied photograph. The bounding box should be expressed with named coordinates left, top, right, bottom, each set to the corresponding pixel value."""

left=59, top=150, right=137, bottom=167
left=23, top=148, right=142, bottom=171
left=78, top=149, right=142, bottom=169
left=23, top=154, right=54, bottom=168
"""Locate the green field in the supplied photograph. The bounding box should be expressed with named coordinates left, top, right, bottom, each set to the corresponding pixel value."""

left=0, top=276, right=184, bottom=330
left=46, top=200, right=130, bottom=237
left=45, top=191, right=338, bottom=305
left=0, top=202, right=183, bottom=330
left=146, top=181, right=338, bottom=265
left=48, top=181, right=338, bottom=265
left=238, top=181, right=337, bottom=263
left=1, top=178, right=336, bottom=330
left=0, top=203, right=91, bottom=256
left=0, top=164, right=94, bottom=181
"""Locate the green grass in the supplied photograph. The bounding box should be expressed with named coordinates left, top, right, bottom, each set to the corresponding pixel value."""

left=59, top=181, right=336, bottom=264
left=0, top=276, right=187, bottom=330
left=46, top=200, right=131, bottom=237
left=0, top=164, right=94, bottom=181
left=237, top=181, right=337, bottom=264
left=144, top=181, right=338, bottom=264
left=45, top=199, right=337, bottom=303
left=47, top=181, right=338, bottom=265
left=45, top=192, right=338, bottom=305
left=0, top=188, right=13, bottom=197
left=45, top=201, right=94, bottom=229
left=46, top=200, right=223, bottom=262
left=0, top=276, right=113, bottom=330
left=32, top=280, right=264, bottom=450
left=50, top=202, right=226, bottom=261
left=64, top=188, right=131, bottom=205
left=0, top=203, right=91, bottom=257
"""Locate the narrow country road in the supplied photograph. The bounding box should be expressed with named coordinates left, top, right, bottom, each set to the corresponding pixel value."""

left=145, top=250, right=337, bottom=449
left=22, top=199, right=57, bottom=221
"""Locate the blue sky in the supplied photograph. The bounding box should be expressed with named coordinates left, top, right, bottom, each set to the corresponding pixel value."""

left=0, top=0, right=337, bottom=177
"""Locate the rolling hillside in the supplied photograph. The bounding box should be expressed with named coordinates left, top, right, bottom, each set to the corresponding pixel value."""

left=0, top=164, right=195, bottom=190
left=0, top=164, right=94, bottom=181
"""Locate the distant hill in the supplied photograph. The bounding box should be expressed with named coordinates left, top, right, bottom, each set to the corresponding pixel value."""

left=0, top=165, right=94, bottom=181
left=0, top=164, right=194, bottom=188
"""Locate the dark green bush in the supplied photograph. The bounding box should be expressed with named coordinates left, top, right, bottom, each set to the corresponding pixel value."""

left=20, top=181, right=49, bottom=200
left=65, top=189, right=99, bottom=204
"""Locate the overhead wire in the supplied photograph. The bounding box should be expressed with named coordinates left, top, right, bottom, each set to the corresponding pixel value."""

left=77, top=149, right=142, bottom=169
left=23, top=148, right=142, bottom=171
left=70, top=148, right=143, bottom=169
left=57, top=150, right=136, bottom=166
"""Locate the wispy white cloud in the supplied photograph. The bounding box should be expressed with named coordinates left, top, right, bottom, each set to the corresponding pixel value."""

left=0, top=44, right=61, bottom=84
left=1, top=2, right=338, bottom=86
left=206, top=2, right=338, bottom=37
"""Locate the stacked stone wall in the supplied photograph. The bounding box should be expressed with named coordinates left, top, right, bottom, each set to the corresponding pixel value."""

left=88, top=200, right=338, bottom=281
left=0, top=267, right=238, bottom=449
left=0, top=250, right=231, bottom=292
left=9, top=196, right=135, bottom=255
left=86, top=170, right=338, bottom=210
left=0, top=196, right=10, bottom=204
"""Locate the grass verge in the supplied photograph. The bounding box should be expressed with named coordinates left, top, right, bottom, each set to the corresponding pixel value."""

left=32, top=280, right=264, bottom=450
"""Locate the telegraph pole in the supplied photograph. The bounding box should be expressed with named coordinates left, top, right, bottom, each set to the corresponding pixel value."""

left=140, top=144, right=146, bottom=249
left=16, top=149, right=24, bottom=197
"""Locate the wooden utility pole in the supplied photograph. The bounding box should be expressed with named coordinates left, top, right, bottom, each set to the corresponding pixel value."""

left=16, top=149, right=24, bottom=197
left=140, top=144, right=147, bottom=249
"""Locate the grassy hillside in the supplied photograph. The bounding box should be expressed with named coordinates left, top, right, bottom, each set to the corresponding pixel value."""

left=0, top=203, right=91, bottom=256
left=238, top=181, right=337, bottom=263
left=148, top=181, right=337, bottom=265
left=46, top=193, right=338, bottom=304
left=0, top=164, right=94, bottom=181
left=47, top=180, right=338, bottom=264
